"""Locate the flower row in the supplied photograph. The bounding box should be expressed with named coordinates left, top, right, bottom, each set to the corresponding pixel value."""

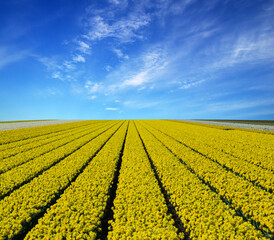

left=138, top=121, right=273, bottom=237
left=108, top=122, right=179, bottom=240
left=143, top=120, right=274, bottom=191
left=0, top=121, right=123, bottom=239
left=25, top=121, right=128, bottom=239
left=136, top=121, right=265, bottom=239
left=0, top=121, right=111, bottom=174
left=0, top=121, right=106, bottom=160
left=0, top=120, right=100, bottom=145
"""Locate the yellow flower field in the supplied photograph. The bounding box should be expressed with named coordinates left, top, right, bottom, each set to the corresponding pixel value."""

left=0, top=120, right=273, bottom=239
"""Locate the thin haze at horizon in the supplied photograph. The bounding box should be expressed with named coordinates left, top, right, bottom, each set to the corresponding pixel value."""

left=0, top=0, right=273, bottom=120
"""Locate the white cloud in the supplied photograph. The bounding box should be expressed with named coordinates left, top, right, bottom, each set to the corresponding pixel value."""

left=35, top=1, right=157, bottom=89
left=37, top=56, right=80, bottom=82
left=180, top=80, right=205, bottom=89
left=37, top=35, right=90, bottom=85
left=106, top=107, right=118, bottom=110
left=73, top=55, right=85, bottom=63
left=123, top=70, right=148, bottom=87
left=0, top=47, right=30, bottom=69
left=37, top=53, right=84, bottom=82
left=84, top=12, right=150, bottom=43
left=37, top=56, right=62, bottom=71
left=82, top=0, right=199, bottom=45
left=233, top=46, right=253, bottom=59
left=52, top=72, right=64, bottom=81
left=138, top=86, right=146, bottom=91
left=105, top=65, right=112, bottom=71
left=86, top=16, right=112, bottom=41
left=111, top=47, right=168, bottom=89
left=113, top=48, right=129, bottom=59
left=63, top=61, right=75, bottom=70
left=37, top=56, right=76, bottom=81
left=85, top=80, right=92, bottom=87
left=162, top=5, right=274, bottom=83
left=90, top=83, right=100, bottom=93
left=170, top=0, right=197, bottom=14
left=109, top=0, right=121, bottom=4
left=84, top=81, right=101, bottom=94
left=195, top=9, right=274, bottom=72
left=208, top=32, right=274, bottom=70
left=65, top=75, right=75, bottom=81
left=155, top=0, right=197, bottom=16
left=96, top=47, right=169, bottom=94
left=77, top=41, right=91, bottom=54
left=88, top=95, right=96, bottom=100
left=107, top=0, right=129, bottom=10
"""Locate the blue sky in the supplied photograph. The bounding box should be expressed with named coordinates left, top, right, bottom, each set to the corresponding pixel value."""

left=0, top=0, right=273, bottom=120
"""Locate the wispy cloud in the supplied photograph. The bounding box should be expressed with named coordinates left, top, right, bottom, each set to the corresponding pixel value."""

left=122, top=70, right=148, bottom=87
left=109, top=0, right=120, bottom=4
left=156, top=2, right=274, bottom=93
left=34, top=0, right=200, bottom=91
left=0, top=46, right=30, bottom=69
left=77, top=41, right=91, bottom=54
left=25, top=0, right=274, bottom=119
left=35, top=1, right=152, bottom=85
left=84, top=81, right=103, bottom=100
left=83, top=13, right=150, bottom=43
left=210, top=32, right=274, bottom=70
left=88, top=95, right=96, bottom=100
left=52, top=72, right=64, bottom=81
left=107, top=47, right=168, bottom=91
left=179, top=79, right=205, bottom=89
left=154, top=0, right=197, bottom=17
left=106, top=107, right=118, bottom=111
left=37, top=53, right=85, bottom=82
left=63, top=61, right=75, bottom=70
left=108, top=0, right=128, bottom=6
left=37, top=56, right=61, bottom=71
left=112, top=48, right=129, bottom=59
left=187, top=4, right=274, bottom=72
left=105, top=65, right=112, bottom=72
left=73, top=55, right=85, bottom=63
left=70, top=0, right=274, bottom=107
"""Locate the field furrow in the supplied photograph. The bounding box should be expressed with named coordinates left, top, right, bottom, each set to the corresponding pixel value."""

left=143, top=121, right=274, bottom=192
left=138, top=121, right=273, bottom=238
left=0, top=120, right=98, bottom=145
left=0, top=121, right=124, bottom=239
left=0, top=121, right=120, bottom=199
left=0, top=119, right=272, bottom=239
left=108, top=121, right=180, bottom=239
left=0, top=121, right=106, bottom=160
left=135, top=121, right=265, bottom=239
left=159, top=120, right=274, bottom=172
left=24, top=121, right=128, bottom=239
left=0, top=121, right=111, bottom=174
